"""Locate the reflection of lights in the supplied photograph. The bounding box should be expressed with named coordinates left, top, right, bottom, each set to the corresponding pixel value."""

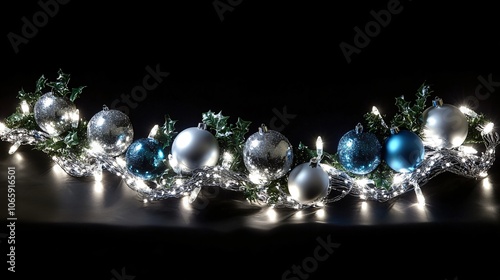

left=361, top=201, right=368, bottom=211
left=94, top=182, right=103, bottom=193
left=14, top=153, right=23, bottom=161
left=294, top=211, right=303, bottom=219
left=479, top=171, right=488, bottom=178
left=315, top=208, right=326, bottom=219
left=267, top=207, right=277, bottom=222
left=181, top=196, right=191, bottom=210
left=482, top=177, right=491, bottom=190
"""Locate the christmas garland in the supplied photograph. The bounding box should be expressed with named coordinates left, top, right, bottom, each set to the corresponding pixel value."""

left=1, top=70, right=498, bottom=209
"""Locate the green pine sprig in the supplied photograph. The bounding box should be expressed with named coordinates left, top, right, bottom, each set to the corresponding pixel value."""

left=390, top=82, right=432, bottom=135
left=152, top=115, right=178, bottom=149
left=202, top=110, right=251, bottom=173
left=5, top=70, right=89, bottom=158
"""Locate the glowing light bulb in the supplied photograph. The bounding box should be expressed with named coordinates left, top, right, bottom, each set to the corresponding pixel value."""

left=20, top=100, right=30, bottom=115
left=148, top=125, right=159, bottom=138
left=482, top=122, right=494, bottom=135
left=459, top=106, right=478, bottom=118
left=71, top=109, right=80, bottom=128
left=316, top=136, right=323, bottom=160
left=0, top=122, right=9, bottom=134
left=8, top=142, right=21, bottom=154
left=413, top=184, right=426, bottom=207
left=94, top=164, right=103, bottom=182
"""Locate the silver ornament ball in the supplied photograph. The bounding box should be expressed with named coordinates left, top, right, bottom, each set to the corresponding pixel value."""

left=87, top=107, right=134, bottom=157
left=288, top=159, right=329, bottom=204
left=34, top=92, right=78, bottom=136
left=243, top=124, right=293, bottom=183
left=170, top=123, right=220, bottom=174
left=422, top=97, right=468, bottom=149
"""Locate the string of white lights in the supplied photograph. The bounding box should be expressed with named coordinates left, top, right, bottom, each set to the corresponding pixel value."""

left=2, top=106, right=497, bottom=209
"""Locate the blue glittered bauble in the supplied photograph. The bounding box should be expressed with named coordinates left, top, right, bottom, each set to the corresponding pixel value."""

left=337, top=123, right=382, bottom=175
left=383, top=129, right=425, bottom=173
left=126, top=138, right=167, bottom=180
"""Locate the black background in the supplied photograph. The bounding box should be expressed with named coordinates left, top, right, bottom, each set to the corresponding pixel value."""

left=1, top=1, right=500, bottom=280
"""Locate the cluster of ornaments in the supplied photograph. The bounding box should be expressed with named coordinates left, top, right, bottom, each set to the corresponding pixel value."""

left=337, top=96, right=469, bottom=175
left=31, top=91, right=470, bottom=206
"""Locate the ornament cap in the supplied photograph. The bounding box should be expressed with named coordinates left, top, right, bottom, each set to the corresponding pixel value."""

left=390, top=126, right=400, bottom=134
left=432, top=96, right=443, bottom=107
left=258, top=124, right=268, bottom=134
left=102, top=104, right=109, bottom=111
left=197, top=123, right=207, bottom=130
left=355, top=123, right=363, bottom=134
left=309, top=157, right=320, bottom=168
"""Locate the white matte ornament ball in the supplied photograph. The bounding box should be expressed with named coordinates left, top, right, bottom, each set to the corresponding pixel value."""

left=34, top=92, right=78, bottom=136
left=87, top=107, right=134, bottom=157
left=169, top=123, right=220, bottom=174
left=287, top=159, right=329, bottom=204
left=422, top=97, right=468, bottom=149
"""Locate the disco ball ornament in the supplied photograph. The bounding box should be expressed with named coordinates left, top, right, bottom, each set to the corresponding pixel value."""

left=422, top=97, right=468, bottom=149
left=287, top=158, right=329, bottom=204
left=383, top=127, right=425, bottom=173
left=87, top=106, right=134, bottom=157
left=34, top=92, right=78, bottom=136
left=126, top=138, right=167, bottom=180
left=169, top=123, right=220, bottom=175
left=243, top=124, right=293, bottom=184
left=337, top=123, right=382, bottom=175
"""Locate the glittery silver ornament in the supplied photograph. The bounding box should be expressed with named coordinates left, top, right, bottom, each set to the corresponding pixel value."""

left=169, top=123, right=220, bottom=175
left=243, top=124, right=293, bottom=183
left=34, top=92, right=78, bottom=136
left=87, top=106, right=134, bottom=157
left=288, top=158, right=329, bottom=204
left=422, top=97, right=468, bottom=149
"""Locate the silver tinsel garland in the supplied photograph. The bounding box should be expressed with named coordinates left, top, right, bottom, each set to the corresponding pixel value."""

left=1, top=113, right=498, bottom=209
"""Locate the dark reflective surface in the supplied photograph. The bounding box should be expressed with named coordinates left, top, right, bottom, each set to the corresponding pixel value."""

left=1, top=140, right=499, bottom=279
left=2, top=1, right=500, bottom=279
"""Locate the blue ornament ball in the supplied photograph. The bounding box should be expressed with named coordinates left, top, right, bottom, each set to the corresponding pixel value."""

left=337, top=123, right=382, bottom=175
left=126, top=138, right=167, bottom=180
left=383, top=129, right=425, bottom=173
